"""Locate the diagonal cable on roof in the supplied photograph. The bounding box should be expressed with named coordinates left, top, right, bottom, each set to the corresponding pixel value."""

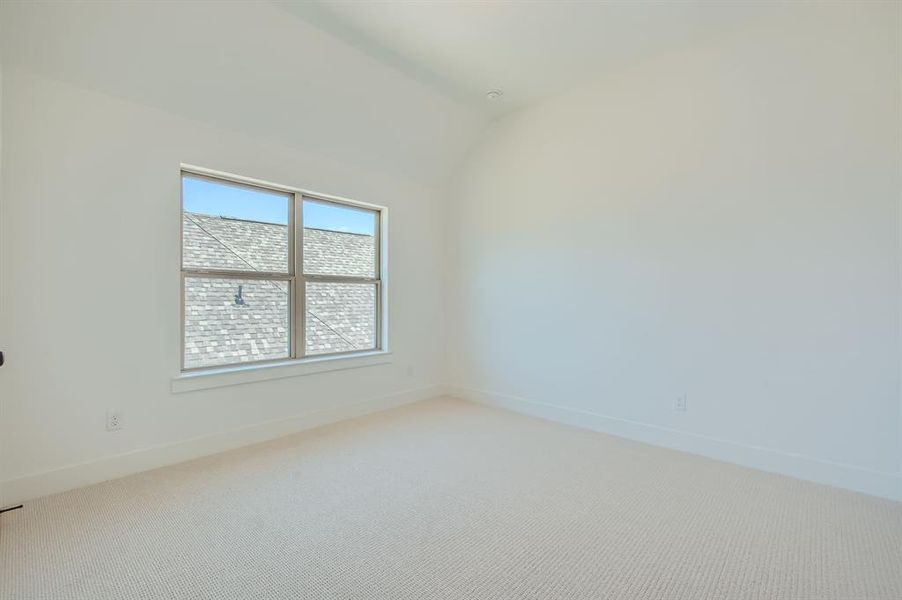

left=305, top=309, right=361, bottom=350
left=185, top=212, right=362, bottom=351
left=185, top=213, right=267, bottom=273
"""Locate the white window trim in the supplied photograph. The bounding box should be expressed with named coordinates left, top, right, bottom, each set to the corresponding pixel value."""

left=171, top=350, right=392, bottom=393
left=177, top=164, right=390, bottom=386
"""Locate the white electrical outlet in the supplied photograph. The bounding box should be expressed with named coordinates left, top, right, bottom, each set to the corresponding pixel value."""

left=675, top=395, right=688, bottom=412
left=106, top=411, right=123, bottom=431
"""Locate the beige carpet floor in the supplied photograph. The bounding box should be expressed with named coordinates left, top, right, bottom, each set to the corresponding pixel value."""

left=2, top=397, right=901, bottom=600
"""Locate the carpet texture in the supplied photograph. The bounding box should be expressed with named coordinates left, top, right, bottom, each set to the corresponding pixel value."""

left=2, top=397, right=901, bottom=599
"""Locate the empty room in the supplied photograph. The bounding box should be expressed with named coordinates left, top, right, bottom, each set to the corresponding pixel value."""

left=1, top=1, right=900, bottom=598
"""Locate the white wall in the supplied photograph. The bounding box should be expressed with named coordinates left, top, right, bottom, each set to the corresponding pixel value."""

left=447, top=2, right=902, bottom=500
left=0, top=1, right=482, bottom=505
left=0, top=5, right=5, bottom=507
left=0, top=1, right=484, bottom=188
left=1, top=0, right=899, bottom=507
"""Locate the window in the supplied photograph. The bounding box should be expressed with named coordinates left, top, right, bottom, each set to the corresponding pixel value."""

left=181, top=169, right=383, bottom=371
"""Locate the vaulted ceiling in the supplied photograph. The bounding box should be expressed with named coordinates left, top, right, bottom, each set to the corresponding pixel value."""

left=281, top=0, right=782, bottom=117
left=0, top=1, right=486, bottom=187
left=1, top=1, right=783, bottom=185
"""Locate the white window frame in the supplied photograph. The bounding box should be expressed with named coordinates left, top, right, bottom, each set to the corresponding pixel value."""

left=178, top=165, right=388, bottom=375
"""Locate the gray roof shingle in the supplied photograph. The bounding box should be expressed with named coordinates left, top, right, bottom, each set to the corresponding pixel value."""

left=182, top=213, right=376, bottom=369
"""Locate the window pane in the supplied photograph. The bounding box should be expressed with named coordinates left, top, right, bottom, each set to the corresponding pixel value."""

left=303, top=199, right=376, bottom=278
left=184, top=277, right=290, bottom=369
left=305, top=282, right=376, bottom=356
left=182, top=175, right=291, bottom=273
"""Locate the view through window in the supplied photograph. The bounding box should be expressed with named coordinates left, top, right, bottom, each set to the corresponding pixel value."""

left=181, top=172, right=382, bottom=370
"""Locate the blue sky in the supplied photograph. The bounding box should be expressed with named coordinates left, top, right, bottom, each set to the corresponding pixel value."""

left=183, top=176, right=375, bottom=235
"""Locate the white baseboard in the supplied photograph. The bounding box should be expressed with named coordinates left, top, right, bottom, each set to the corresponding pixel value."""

left=448, top=385, right=902, bottom=502
left=2, top=385, right=442, bottom=506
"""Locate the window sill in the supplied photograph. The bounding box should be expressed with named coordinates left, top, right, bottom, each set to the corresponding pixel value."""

left=171, top=351, right=392, bottom=394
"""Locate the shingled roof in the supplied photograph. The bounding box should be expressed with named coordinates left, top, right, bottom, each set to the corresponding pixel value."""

left=183, top=212, right=376, bottom=369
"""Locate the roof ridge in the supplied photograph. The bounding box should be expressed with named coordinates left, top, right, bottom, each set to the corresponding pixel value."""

left=184, top=212, right=285, bottom=227
left=184, top=212, right=373, bottom=236
left=304, top=226, right=373, bottom=237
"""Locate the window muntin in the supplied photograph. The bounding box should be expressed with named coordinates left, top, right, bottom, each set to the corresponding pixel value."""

left=180, top=170, right=383, bottom=371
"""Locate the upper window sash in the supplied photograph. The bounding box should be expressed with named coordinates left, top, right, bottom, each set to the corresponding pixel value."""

left=181, top=173, right=294, bottom=276
left=301, top=196, right=380, bottom=281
